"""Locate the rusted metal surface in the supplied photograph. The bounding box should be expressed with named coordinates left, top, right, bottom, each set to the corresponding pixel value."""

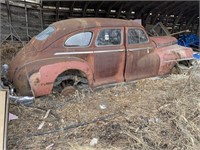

left=150, top=36, right=177, bottom=48
left=8, top=18, right=194, bottom=97
left=61, top=86, right=76, bottom=96
left=155, top=44, right=193, bottom=75
left=125, top=27, right=160, bottom=81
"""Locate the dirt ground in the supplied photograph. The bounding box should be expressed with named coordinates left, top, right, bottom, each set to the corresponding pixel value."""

left=1, top=43, right=200, bottom=150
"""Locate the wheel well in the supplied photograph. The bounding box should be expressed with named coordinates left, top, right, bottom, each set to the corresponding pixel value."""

left=171, top=60, right=194, bottom=74
left=53, top=69, right=89, bottom=93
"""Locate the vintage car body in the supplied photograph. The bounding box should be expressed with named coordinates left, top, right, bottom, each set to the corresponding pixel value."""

left=8, top=18, right=193, bottom=97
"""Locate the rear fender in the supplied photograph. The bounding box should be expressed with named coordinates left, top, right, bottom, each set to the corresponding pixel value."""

left=29, top=58, right=93, bottom=97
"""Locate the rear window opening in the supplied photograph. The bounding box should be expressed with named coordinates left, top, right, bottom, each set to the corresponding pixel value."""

left=35, top=26, right=55, bottom=41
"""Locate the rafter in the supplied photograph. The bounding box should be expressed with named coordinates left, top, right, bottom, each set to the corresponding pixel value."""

left=95, top=1, right=104, bottom=17
left=106, top=1, right=119, bottom=17
left=83, top=1, right=90, bottom=17
left=70, top=1, right=75, bottom=17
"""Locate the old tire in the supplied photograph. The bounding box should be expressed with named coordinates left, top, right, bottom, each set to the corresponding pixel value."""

left=61, top=86, right=76, bottom=96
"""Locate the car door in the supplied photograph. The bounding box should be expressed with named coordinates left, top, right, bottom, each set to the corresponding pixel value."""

left=93, top=27, right=125, bottom=87
left=125, top=27, right=160, bottom=81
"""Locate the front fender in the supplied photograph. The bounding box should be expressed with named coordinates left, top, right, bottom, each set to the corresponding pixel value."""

left=155, top=44, right=193, bottom=75
left=29, top=58, right=93, bottom=97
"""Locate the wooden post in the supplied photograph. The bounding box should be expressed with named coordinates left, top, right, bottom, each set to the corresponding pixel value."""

left=95, top=1, right=104, bottom=17
left=117, top=4, right=124, bottom=18
left=196, top=22, right=199, bottom=35
left=106, top=1, right=118, bottom=17
left=83, top=1, right=90, bottom=17
left=40, top=0, right=44, bottom=30
left=24, top=0, right=29, bottom=41
left=56, top=1, right=60, bottom=21
left=5, top=0, right=13, bottom=41
left=70, top=1, right=75, bottom=17
left=172, top=13, right=183, bottom=33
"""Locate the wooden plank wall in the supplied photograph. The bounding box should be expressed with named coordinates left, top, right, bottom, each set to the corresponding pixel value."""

left=1, top=1, right=199, bottom=42
left=1, top=3, right=42, bottom=41
left=0, top=1, right=71, bottom=42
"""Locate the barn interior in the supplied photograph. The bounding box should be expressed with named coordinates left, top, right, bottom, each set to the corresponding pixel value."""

left=1, top=0, right=199, bottom=41
left=0, top=0, right=200, bottom=150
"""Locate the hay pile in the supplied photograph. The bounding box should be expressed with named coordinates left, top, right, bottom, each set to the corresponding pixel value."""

left=7, top=70, right=200, bottom=150
left=0, top=43, right=199, bottom=149
left=0, top=42, right=23, bottom=65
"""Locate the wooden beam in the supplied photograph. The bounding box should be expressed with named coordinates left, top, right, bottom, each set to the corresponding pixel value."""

left=106, top=1, right=119, bottom=17
left=191, top=19, right=197, bottom=33
left=136, top=2, right=155, bottom=18
left=40, top=0, right=44, bottom=30
left=83, top=1, right=90, bottom=17
left=24, top=0, right=30, bottom=40
left=56, top=1, right=60, bottom=21
left=172, top=2, right=197, bottom=16
left=117, top=2, right=131, bottom=18
left=5, top=0, right=13, bottom=41
left=117, top=3, right=124, bottom=18
left=186, top=15, right=198, bottom=27
left=146, top=2, right=169, bottom=24
left=126, top=2, right=142, bottom=19
left=95, top=1, right=104, bottom=17
left=70, top=1, right=75, bottom=17
left=172, top=12, right=183, bottom=33
left=0, top=90, right=9, bottom=150
left=149, top=1, right=170, bottom=15
left=164, top=2, right=187, bottom=16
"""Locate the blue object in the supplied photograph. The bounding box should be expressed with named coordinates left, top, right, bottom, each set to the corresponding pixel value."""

left=193, top=53, right=200, bottom=60
left=178, top=34, right=199, bottom=48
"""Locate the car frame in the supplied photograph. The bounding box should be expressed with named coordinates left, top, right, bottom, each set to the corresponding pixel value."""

left=8, top=18, right=193, bottom=97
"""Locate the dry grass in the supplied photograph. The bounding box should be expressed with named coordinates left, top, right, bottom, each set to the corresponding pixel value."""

left=0, top=42, right=23, bottom=65
left=1, top=43, right=200, bottom=150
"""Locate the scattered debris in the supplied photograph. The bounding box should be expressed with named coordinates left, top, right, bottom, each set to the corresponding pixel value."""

left=90, top=138, right=98, bottom=146
left=9, top=113, right=18, bottom=121
left=44, top=109, right=51, bottom=119
left=38, top=109, right=51, bottom=130
left=37, top=121, right=45, bottom=130
left=99, top=104, right=107, bottom=110
left=193, top=53, right=200, bottom=60
left=148, top=117, right=161, bottom=124
left=9, top=95, right=34, bottom=106
left=1, top=64, right=9, bottom=77
left=1, top=43, right=200, bottom=150
left=45, top=143, right=54, bottom=149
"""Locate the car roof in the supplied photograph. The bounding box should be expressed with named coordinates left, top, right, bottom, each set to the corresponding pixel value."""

left=31, top=18, right=143, bottom=50
left=52, top=18, right=142, bottom=35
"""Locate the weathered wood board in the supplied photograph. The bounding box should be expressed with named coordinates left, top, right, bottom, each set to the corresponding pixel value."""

left=0, top=90, right=9, bottom=150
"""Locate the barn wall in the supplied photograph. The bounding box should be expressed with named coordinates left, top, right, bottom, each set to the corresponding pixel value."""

left=1, top=3, right=42, bottom=41
left=1, top=1, right=199, bottom=42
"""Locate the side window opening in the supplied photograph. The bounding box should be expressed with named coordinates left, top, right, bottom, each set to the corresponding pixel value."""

left=128, top=29, right=148, bottom=44
left=65, top=32, right=93, bottom=47
left=35, top=26, right=55, bottom=41
left=96, top=29, right=121, bottom=46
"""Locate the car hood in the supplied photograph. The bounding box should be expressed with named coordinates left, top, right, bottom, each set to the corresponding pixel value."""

left=150, top=36, right=177, bottom=48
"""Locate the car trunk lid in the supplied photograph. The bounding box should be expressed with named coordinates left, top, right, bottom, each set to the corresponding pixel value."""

left=150, top=36, right=177, bottom=48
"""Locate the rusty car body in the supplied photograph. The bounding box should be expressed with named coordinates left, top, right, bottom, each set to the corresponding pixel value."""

left=8, top=18, right=193, bottom=97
